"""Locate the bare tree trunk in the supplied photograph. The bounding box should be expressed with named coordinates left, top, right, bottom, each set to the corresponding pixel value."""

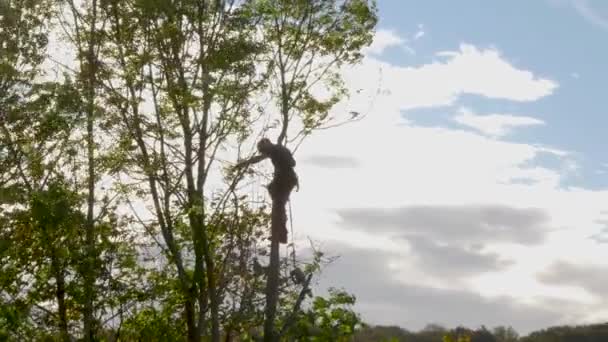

left=265, top=48, right=291, bottom=339
left=184, top=289, right=198, bottom=342
left=83, top=89, right=96, bottom=341
left=202, top=230, right=220, bottom=342
left=264, top=236, right=281, bottom=342
left=83, top=0, right=98, bottom=338
left=51, top=250, right=70, bottom=342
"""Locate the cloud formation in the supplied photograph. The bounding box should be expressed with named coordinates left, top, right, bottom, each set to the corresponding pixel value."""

left=335, top=205, right=550, bottom=245
left=454, top=107, right=545, bottom=138
left=413, top=24, right=425, bottom=40
left=316, top=244, right=564, bottom=335
left=339, top=43, right=559, bottom=119
left=430, top=44, right=558, bottom=102
left=365, top=29, right=406, bottom=55
left=538, top=261, right=608, bottom=297
left=572, top=0, right=608, bottom=30
left=403, top=235, right=514, bottom=278
left=303, top=155, right=360, bottom=169
left=589, top=219, right=608, bottom=243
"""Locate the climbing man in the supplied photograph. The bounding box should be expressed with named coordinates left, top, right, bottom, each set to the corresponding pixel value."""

left=234, top=138, right=299, bottom=243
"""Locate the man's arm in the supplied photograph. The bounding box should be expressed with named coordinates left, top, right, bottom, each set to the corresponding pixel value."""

left=233, top=154, right=267, bottom=170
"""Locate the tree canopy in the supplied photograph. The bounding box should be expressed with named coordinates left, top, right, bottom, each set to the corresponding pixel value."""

left=0, top=0, right=378, bottom=341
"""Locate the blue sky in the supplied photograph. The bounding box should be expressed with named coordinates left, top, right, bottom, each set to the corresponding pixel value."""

left=290, top=0, right=608, bottom=334
left=378, top=0, right=608, bottom=189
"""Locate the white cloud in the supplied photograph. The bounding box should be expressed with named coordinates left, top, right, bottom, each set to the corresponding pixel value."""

left=340, top=43, right=558, bottom=120
left=365, top=26, right=427, bottom=57
left=454, top=107, right=545, bottom=138
left=572, top=0, right=608, bottom=30
left=414, top=24, right=425, bottom=40
left=433, top=44, right=558, bottom=101
left=549, top=1, right=608, bottom=32
left=365, top=29, right=406, bottom=55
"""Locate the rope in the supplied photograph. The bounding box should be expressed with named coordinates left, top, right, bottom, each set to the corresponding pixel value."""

left=288, top=199, right=297, bottom=268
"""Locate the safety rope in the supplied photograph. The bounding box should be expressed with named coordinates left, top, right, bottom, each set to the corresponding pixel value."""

left=288, top=199, right=297, bottom=268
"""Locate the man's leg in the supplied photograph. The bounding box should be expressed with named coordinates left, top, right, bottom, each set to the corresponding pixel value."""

left=271, top=200, right=288, bottom=243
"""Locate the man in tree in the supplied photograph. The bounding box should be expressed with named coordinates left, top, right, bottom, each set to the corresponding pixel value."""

left=234, top=138, right=299, bottom=243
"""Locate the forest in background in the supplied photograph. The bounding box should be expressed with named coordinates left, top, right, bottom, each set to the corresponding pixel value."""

left=354, top=322, right=608, bottom=342
left=353, top=323, right=608, bottom=342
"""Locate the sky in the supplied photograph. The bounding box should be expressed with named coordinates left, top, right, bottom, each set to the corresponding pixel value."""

left=288, top=0, right=608, bottom=335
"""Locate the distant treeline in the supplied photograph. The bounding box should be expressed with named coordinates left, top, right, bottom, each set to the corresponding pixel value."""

left=353, top=322, right=608, bottom=341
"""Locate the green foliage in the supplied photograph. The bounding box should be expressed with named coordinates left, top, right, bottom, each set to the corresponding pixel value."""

left=0, top=0, right=378, bottom=340
left=493, top=326, right=519, bottom=342
left=120, top=307, right=186, bottom=341
left=355, top=324, right=504, bottom=342
left=443, top=335, right=472, bottom=342
left=285, top=288, right=363, bottom=341
left=355, top=323, right=608, bottom=342
left=0, top=0, right=53, bottom=86
left=252, top=0, right=378, bottom=139
left=520, top=322, right=608, bottom=342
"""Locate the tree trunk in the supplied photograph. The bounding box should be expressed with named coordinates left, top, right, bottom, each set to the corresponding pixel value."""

left=263, top=236, right=280, bottom=342
left=83, top=0, right=98, bottom=339
left=51, top=252, right=70, bottom=342
left=185, top=292, right=198, bottom=342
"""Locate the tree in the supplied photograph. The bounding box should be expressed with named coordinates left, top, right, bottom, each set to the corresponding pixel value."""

left=287, top=288, right=364, bottom=341
left=1, top=1, right=72, bottom=339
left=60, top=1, right=105, bottom=338
left=520, top=322, right=608, bottom=341
left=96, top=0, right=376, bottom=341
left=93, top=1, right=269, bottom=340
left=251, top=1, right=377, bottom=340
left=493, top=326, right=519, bottom=342
left=1, top=1, right=144, bottom=339
left=472, top=326, right=498, bottom=342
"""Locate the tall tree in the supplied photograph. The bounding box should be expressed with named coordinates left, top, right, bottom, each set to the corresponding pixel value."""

left=0, top=0, right=66, bottom=339
left=57, top=0, right=105, bottom=338
left=1, top=1, right=144, bottom=339
left=96, top=1, right=267, bottom=340
left=251, top=1, right=377, bottom=340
